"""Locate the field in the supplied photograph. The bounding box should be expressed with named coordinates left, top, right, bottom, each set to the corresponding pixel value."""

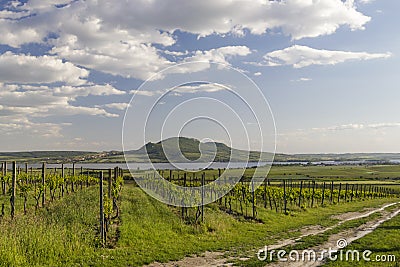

left=0, top=163, right=399, bottom=266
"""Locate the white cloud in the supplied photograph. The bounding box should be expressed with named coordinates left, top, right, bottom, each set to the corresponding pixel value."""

left=261, top=45, right=391, bottom=68
left=0, top=0, right=372, bottom=80
left=358, top=0, right=375, bottom=4
left=130, top=89, right=162, bottom=97
left=313, top=123, right=400, bottom=132
left=52, top=84, right=126, bottom=97
left=0, top=84, right=121, bottom=124
left=0, top=21, right=43, bottom=48
left=160, top=46, right=251, bottom=79
left=58, top=0, right=367, bottom=40
left=130, top=82, right=230, bottom=97
left=292, top=77, right=312, bottom=82
left=0, top=9, right=29, bottom=19
left=173, top=83, right=228, bottom=94
left=0, top=119, right=70, bottom=138
left=103, top=102, right=130, bottom=110
left=0, top=52, right=89, bottom=85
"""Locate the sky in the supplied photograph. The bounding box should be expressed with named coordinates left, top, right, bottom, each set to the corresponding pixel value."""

left=0, top=0, right=399, bottom=154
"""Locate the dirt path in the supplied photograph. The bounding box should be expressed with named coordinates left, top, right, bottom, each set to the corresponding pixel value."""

left=144, top=202, right=400, bottom=267
left=266, top=202, right=399, bottom=251
left=145, top=251, right=231, bottom=267
left=267, top=205, right=400, bottom=267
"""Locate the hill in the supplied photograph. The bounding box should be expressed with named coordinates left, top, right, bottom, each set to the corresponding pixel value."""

left=124, top=137, right=274, bottom=162
left=1, top=137, right=400, bottom=163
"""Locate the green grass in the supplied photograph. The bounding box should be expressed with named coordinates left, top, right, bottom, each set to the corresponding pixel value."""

left=0, top=182, right=398, bottom=266
left=0, top=187, right=101, bottom=266
left=127, top=164, right=400, bottom=182
left=99, top=184, right=398, bottom=266
left=325, top=211, right=400, bottom=266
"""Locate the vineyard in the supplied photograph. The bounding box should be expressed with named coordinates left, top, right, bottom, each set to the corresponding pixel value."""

left=1, top=162, right=399, bottom=266
left=137, top=169, right=398, bottom=223
left=0, top=161, right=123, bottom=247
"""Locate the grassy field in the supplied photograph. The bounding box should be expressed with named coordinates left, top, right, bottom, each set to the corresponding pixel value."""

left=325, top=211, right=400, bottom=266
left=1, top=180, right=397, bottom=266
left=127, top=164, right=400, bottom=181
left=1, top=163, right=399, bottom=266
left=0, top=187, right=100, bottom=266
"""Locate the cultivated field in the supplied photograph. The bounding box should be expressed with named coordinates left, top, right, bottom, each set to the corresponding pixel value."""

left=0, top=163, right=399, bottom=266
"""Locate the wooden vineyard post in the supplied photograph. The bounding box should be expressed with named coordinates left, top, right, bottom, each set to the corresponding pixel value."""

left=99, top=171, right=105, bottom=247
left=3, top=161, right=7, bottom=195
left=1, top=162, right=3, bottom=195
left=252, top=180, right=256, bottom=219
left=321, top=182, right=326, bottom=206
left=25, top=162, right=28, bottom=174
left=86, top=169, right=90, bottom=187
left=80, top=166, right=83, bottom=190
left=283, top=180, right=287, bottom=214
left=201, top=172, right=205, bottom=223
left=337, top=183, right=342, bottom=203
left=351, top=184, right=354, bottom=201
left=42, top=163, right=46, bottom=207
left=263, top=181, right=267, bottom=208
left=181, top=173, right=187, bottom=220
left=61, top=164, right=65, bottom=197
left=311, top=181, right=315, bottom=208
left=308, top=181, right=311, bottom=207
left=71, top=163, right=75, bottom=192
left=298, top=181, right=303, bottom=207
left=11, top=161, right=16, bottom=219
left=114, top=167, right=118, bottom=184
left=107, top=169, right=112, bottom=227
left=344, top=183, right=348, bottom=202
left=355, top=184, right=358, bottom=199
left=363, top=185, right=367, bottom=198
left=108, top=169, right=112, bottom=200
left=330, top=181, right=334, bottom=204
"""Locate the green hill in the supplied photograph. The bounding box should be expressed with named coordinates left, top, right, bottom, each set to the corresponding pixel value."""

left=125, top=137, right=273, bottom=162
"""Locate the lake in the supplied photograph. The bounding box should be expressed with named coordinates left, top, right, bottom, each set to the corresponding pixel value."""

left=12, top=159, right=400, bottom=170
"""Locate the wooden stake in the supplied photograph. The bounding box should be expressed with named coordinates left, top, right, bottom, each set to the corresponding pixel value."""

left=42, top=162, right=46, bottom=207
left=11, top=161, right=16, bottom=219
left=99, top=171, right=105, bottom=247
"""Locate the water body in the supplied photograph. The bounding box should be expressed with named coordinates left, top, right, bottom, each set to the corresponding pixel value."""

left=16, top=161, right=265, bottom=170
left=12, top=159, right=400, bottom=170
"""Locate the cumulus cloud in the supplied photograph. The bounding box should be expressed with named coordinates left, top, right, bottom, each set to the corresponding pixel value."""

left=130, top=82, right=230, bottom=97
left=0, top=0, right=387, bottom=147
left=0, top=119, right=70, bottom=137
left=52, top=84, right=126, bottom=97
left=0, top=52, right=89, bottom=85
left=260, top=45, right=391, bottom=68
left=0, top=84, right=121, bottom=117
left=0, top=0, right=372, bottom=80
left=173, top=83, right=228, bottom=94
left=103, top=102, right=130, bottom=110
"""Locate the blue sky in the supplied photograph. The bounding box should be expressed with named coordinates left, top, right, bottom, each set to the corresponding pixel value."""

left=0, top=0, right=399, bottom=153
